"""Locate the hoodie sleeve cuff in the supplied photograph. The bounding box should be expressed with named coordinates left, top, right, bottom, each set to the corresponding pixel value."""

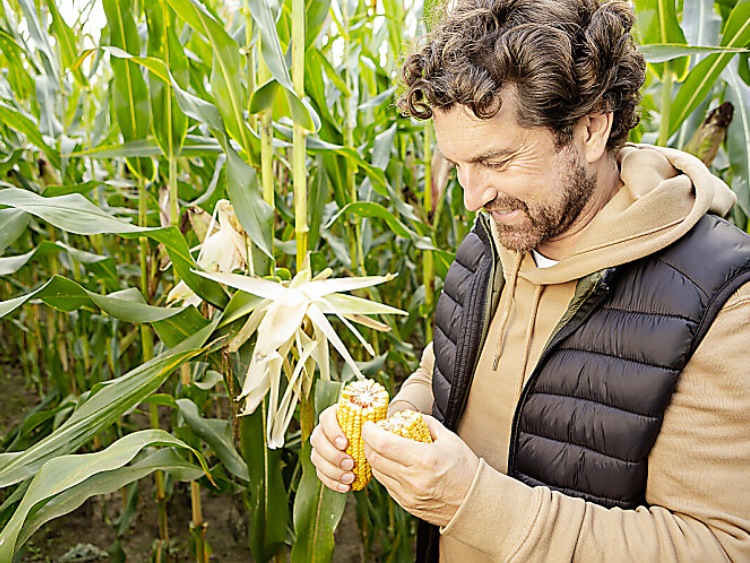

left=440, top=459, right=543, bottom=558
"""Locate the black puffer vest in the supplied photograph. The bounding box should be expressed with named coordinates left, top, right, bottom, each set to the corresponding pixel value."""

left=417, top=213, right=750, bottom=563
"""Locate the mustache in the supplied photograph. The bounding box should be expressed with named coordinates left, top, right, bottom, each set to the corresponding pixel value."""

left=484, top=197, right=528, bottom=214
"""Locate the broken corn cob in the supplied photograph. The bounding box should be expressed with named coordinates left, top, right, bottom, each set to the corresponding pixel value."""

left=337, top=379, right=389, bottom=491
left=377, top=409, right=433, bottom=443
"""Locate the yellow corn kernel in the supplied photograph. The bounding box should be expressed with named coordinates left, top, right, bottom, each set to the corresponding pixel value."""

left=377, top=409, right=433, bottom=443
left=337, top=379, right=389, bottom=491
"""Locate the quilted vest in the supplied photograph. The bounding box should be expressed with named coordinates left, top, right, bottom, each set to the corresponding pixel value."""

left=417, top=213, right=750, bottom=563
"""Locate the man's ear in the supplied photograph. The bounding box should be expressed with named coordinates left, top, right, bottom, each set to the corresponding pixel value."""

left=578, top=111, right=614, bottom=163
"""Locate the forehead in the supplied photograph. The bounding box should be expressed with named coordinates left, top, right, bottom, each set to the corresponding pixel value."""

left=432, top=101, right=559, bottom=164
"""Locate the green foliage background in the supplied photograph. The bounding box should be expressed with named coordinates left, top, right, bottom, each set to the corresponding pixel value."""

left=0, top=0, right=748, bottom=560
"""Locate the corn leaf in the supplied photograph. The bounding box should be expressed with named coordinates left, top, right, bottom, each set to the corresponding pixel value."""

left=0, top=275, right=185, bottom=322
left=0, top=430, right=208, bottom=559
left=0, top=321, right=216, bottom=489
left=240, top=404, right=288, bottom=563
left=639, top=43, right=750, bottom=63
left=15, top=448, right=203, bottom=551
left=0, top=188, right=228, bottom=307
left=0, top=241, right=118, bottom=288
left=102, top=0, right=153, bottom=179
left=291, top=380, right=346, bottom=563
left=176, top=398, right=249, bottom=482
left=0, top=101, right=60, bottom=170
left=165, top=0, right=250, bottom=152
left=45, top=0, right=87, bottom=86
left=668, top=0, right=750, bottom=137
left=0, top=209, right=29, bottom=253
left=725, top=62, right=750, bottom=215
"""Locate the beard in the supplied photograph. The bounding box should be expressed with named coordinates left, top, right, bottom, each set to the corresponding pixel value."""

left=486, top=150, right=596, bottom=253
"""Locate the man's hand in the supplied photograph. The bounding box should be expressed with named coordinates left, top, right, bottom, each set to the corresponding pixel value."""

left=362, top=415, right=479, bottom=528
left=309, top=405, right=356, bottom=493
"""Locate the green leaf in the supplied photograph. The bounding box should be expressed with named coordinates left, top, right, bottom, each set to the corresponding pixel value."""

left=634, top=0, right=689, bottom=76
left=0, top=241, right=118, bottom=288
left=639, top=43, right=750, bottom=63
left=0, top=209, right=29, bottom=253
left=246, top=0, right=293, bottom=91
left=213, top=131, right=274, bottom=258
left=0, top=188, right=228, bottom=307
left=324, top=202, right=435, bottom=250
left=725, top=62, right=750, bottom=214
left=250, top=80, right=282, bottom=114
left=240, top=402, right=288, bottom=563
left=0, top=275, right=185, bottom=322
left=45, top=0, right=88, bottom=86
left=103, top=0, right=153, bottom=179
left=176, top=398, right=249, bottom=482
left=291, top=380, right=346, bottom=563
left=0, top=101, right=60, bottom=170
left=16, top=448, right=203, bottom=550
left=72, top=135, right=222, bottom=159
left=0, top=320, right=214, bottom=488
left=153, top=306, right=211, bottom=348
left=668, top=0, right=750, bottom=137
left=145, top=1, right=189, bottom=157
left=165, top=0, right=250, bottom=153
left=16, top=0, right=59, bottom=82
left=0, top=430, right=208, bottom=558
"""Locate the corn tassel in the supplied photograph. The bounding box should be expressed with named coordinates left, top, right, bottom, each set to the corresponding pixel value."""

left=337, top=379, right=389, bottom=491
left=377, top=409, right=433, bottom=443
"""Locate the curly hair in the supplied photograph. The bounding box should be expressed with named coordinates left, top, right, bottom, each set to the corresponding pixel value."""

left=398, top=0, right=646, bottom=149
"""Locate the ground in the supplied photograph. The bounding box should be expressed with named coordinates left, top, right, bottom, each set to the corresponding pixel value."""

left=0, top=361, right=370, bottom=562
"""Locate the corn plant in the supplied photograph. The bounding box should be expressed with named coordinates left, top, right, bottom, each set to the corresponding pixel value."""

left=0, top=0, right=748, bottom=561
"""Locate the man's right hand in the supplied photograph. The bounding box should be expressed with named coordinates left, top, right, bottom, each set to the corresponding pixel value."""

left=309, top=405, right=357, bottom=493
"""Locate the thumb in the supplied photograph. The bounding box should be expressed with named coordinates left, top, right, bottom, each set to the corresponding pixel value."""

left=421, top=414, right=448, bottom=441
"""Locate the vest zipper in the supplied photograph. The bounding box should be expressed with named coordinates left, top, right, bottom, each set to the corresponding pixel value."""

left=506, top=268, right=615, bottom=475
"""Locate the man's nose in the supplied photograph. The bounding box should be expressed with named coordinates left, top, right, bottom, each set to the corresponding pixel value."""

left=458, top=167, right=495, bottom=212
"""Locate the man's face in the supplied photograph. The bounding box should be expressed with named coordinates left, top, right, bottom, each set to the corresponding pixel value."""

left=432, top=95, right=596, bottom=253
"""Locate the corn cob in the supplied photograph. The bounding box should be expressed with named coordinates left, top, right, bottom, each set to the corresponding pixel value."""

left=377, top=409, right=433, bottom=443
left=337, top=379, right=389, bottom=491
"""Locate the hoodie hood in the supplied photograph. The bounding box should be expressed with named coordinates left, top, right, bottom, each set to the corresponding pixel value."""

left=493, top=143, right=737, bottom=286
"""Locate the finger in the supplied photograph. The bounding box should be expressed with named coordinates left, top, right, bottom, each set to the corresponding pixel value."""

left=310, top=424, right=354, bottom=473
left=362, top=421, right=429, bottom=464
left=310, top=445, right=356, bottom=490
left=422, top=414, right=443, bottom=440
left=318, top=405, right=349, bottom=451
left=313, top=461, right=352, bottom=494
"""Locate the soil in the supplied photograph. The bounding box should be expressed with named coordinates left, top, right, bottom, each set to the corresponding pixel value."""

left=0, top=361, right=375, bottom=563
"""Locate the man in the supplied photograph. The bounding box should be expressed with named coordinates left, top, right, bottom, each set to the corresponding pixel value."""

left=310, top=0, right=750, bottom=560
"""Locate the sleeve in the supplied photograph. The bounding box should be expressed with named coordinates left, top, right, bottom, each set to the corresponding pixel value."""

left=388, top=342, right=435, bottom=416
left=439, top=285, right=750, bottom=562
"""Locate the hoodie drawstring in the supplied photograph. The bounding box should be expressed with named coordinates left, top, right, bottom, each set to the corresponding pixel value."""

left=516, top=284, right=544, bottom=401
left=492, top=251, right=524, bottom=371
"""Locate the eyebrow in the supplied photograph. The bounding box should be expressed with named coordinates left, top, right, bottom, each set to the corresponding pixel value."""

left=443, top=148, right=515, bottom=166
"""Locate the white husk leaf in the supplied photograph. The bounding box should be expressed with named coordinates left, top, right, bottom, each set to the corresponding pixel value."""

left=212, top=265, right=404, bottom=446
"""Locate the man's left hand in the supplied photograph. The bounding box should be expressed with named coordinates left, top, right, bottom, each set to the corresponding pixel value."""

left=361, top=415, right=479, bottom=527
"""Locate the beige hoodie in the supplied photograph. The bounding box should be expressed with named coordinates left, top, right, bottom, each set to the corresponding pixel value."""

left=391, top=144, right=750, bottom=561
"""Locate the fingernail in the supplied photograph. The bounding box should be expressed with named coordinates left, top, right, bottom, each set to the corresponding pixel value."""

left=342, top=472, right=354, bottom=484
left=338, top=483, right=349, bottom=493
left=341, top=458, right=353, bottom=470
left=335, top=437, right=346, bottom=449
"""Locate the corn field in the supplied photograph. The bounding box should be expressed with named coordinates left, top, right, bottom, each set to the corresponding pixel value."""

left=0, top=0, right=748, bottom=560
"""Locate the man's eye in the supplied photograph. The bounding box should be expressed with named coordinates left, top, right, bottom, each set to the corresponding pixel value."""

left=485, top=161, right=507, bottom=169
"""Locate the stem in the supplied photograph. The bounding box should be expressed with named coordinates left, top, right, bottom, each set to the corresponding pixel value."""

left=657, top=63, right=674, bottom=146
left=342, top=0, right=364, bottom=274
left=191, top=480, right=207, bottom=563
left=292, top=0, right=308, bottom=273
left=245, top=3, right=257, bottom=131
left=139, top=175, right=170, bottom=551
